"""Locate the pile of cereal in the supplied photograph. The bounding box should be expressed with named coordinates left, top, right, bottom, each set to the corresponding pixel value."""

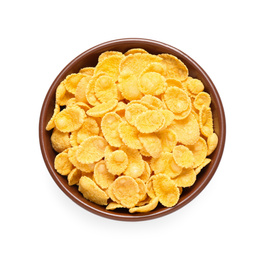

left=46, top=48, right=218, bottom=213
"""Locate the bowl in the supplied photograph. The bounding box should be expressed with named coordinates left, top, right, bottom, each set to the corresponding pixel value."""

left=39, top=38, right=226, bottom=221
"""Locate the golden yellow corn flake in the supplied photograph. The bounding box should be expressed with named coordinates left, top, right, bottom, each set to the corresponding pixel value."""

left=79, top=176, right=109, bottom=206
left=79, top=67, right=95, bottom=76
left=95, top=75, right=118, bottom=103
left=120, top=53, right=162, bottom=76
left=157, top=129, right=178, bottom=153
left=106, top=202, right=125, bottom=211
left=199, top=105, right=213, bottom=137
left=98, top=51, right=124, bottom=63
left=112, top=176, right=140, bottom=208
left=94, top=160, right=115, bottom=189
left=121, top=146, right=145, bottom=178
left=135, top=110, right=165, bottom=133
left=67, top=168, right=82, bottom=186
left=195, top=158, right=211, bottom=175
left=187, top=137, right=207, bottom=168
left=168, top=113, right=200, bottom=145
left=47, top=48, right=219, bottom=213
left=129, top=197, right=159, bottom=213
left=56, top=80, right=75, bottom=106
left=64, top=73, right=86, bottom=95
left=46, top=104, right=60, bottom=131
left=152, top=174, right=180, bottom=207
left=164, top=86, right=191, bottom=114
left=194, top=92, right=211, bottom=110
left=150, top=152, right=182, bottom=178
left=76, top=136, right=107, bottom=164
left=54, top=152, right=73, bottom=176
left=118, top=121, right=142, bottom=149
left=183, top=77, right=204, bottom=96
left=138, top=133, right=162, bottom=158
left=95, top=54, right=124, bottom=81
left=75, top=75, right=92, bottom=104
left=159, top=53, right=188, bottom=81
left=207, top=133, right=218, bottom=155
left=86, top=99, right=118, bottom=117
left=118, top=72, right=143, bottom=101
left=138, top=72, right=166, bottom=96
left=51, top=128, right=71, bottom=153
left=173, top=145, right=194, bottom=168
left=124, top=48, right=148, bottom=56
left=105, top=150, right=128, bottom=175
left=68, top=146, right=95, bottom=173
left=125, top=103, right=148, bottom=126
left=141, top=95, right=165, bottom=109
left=172, top=168, right=196, bottom=187
left=54, top=106, right=86, bottom=133
left=101, top=112, right=123, bottom=147
left=76, top=117, right=99, bottom=144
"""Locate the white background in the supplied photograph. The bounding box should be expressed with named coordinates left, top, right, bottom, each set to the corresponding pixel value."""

left=1, top=1, right=265, bottom=259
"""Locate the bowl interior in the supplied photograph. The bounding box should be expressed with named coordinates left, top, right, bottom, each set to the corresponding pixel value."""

left=39, top=38, right=226, bottom=221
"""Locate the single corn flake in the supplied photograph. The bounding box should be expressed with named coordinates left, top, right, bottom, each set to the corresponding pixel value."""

left=105, top=150, right=128, bottom=175
left=187, top=137, right=207, bottom=168
left=94, top=54, right=124, bottom=82
left=56, top=80, right=75, bottom=106
left=64, top=73, right=86, bottom=95
left=141, top=95, right=165, bottom=109
left=156, top=129, right=178, bottom=153
left=168, top=113, right=200, bottom=145
left=67, top=168, right=82, bottom=186
left=86, top=99, right=118, bottom=117
left=166, top=78, right=183, bottom=89
left=135, top=178, right=147, bottom=202
left=129, top=197, right=159, bottom=213
left=199, top=105, right=214, bottom=137
left=150, top=152, right=182, bottom=178
left=159, top=53, right=188, bottom=81
left=117, top=72, right=143, bottom=101
left=54, top=152, right=73, bottom=176
left=118, top=121, right=143, bottom=149
left=101, top=112, right=123, bottom=147
left=207, top=133, right=218, bottom=155
left=51, top=127, right=71, bottom=153
left=76, top=117, right=99, bottom=144
left=106, top=202, right=125, bottom=211
left=54, top=106, right=86, bottom=133
left=68, top=146, right=95, bottom=173
left=146, top=175, right=157, bottom=199
left=195, top=158, right=211, bottom=175
left=78, top=176, right=109, bottom=206
left=194, top=92, right=211, bottom=110
left=76, top=136, right=107, bottom=164
left=138, top=72, right=166, bottom=96
left=164, top=86, right=191, bottom=114
left=138, top=161, right=151, bottom=183
left=95, top=75, right=118, bottom=103
left=124, top=48, right=148, bottom=56
left=94, top=160, right=115, bottom=189
left=121, top=146, right=145, bottom=178
left=112, top=176, right=140, bottom=208
left=125, top=103, right=148, bottom=126
left=172, top=168, right=196, bottom=187
left=183, top=77, right=204, bottom=96
left=79, top=67, right=95, bottom=76
left=138, top=133, right=162, bottom=158
left=173, top=145, right=194, bottom=168
left=98, top=51, right=124, bottom=63
left=159, top=109, right=175, bottom=129
left=85, top=73, right=103, bottom=106
left=75, top=75, right=92, bottom=104
left=46, top=104, right=60, bottom=131
left=152, top=174, right=180, bottom=207
left=135, top=110, right=165, bottom=133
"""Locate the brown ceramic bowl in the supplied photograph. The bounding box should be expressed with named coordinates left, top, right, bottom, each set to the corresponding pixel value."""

left=39, top=38, right=226, bottom=221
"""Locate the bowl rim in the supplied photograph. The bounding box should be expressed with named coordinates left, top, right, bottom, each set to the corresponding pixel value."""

left=39, top=38, right=226, bottom=221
